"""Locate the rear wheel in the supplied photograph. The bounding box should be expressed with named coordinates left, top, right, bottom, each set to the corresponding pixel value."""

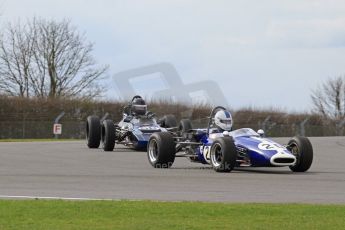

left=161, top=114, right=177, bottom=128
left=101, top=119, right=116, bottom=151
left=86, top=116, right=101, bottom=148
left=288, top=136, right=313, bottom=172
left=179, top=119, right=193, bottom=134
left=210, top=137, right=237, bottom=172
left=147, top=132, right=176, bottom=168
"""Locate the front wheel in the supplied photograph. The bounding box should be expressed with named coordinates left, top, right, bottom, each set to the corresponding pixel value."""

left=101, top=119, right=116, bottom=151
left=288, top=136, right=313, bottom=172
left=147, top=132, right=176, bottom=168
left=86, top=115, right=101, bottom=148
left=210, top=137, right=237, bottom=172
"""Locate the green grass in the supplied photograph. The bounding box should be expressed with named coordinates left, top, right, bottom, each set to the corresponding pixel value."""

left=0, top=138, right=80, bottom=142
left=0, top=200, right=344, bottom=230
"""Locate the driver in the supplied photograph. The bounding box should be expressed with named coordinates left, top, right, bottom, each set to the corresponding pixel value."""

left=131, top=96, right=147, bottom=116
left=123, top=95, right=149, bottom=117
left=213, top=110, right=233, bottom=132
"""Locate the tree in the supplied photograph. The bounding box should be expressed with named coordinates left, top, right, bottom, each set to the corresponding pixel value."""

left=0, top=18, right=108, bottom=99
left=311, top=76, right=345, bottom=120
left=0, top=22, right=34, bottom=97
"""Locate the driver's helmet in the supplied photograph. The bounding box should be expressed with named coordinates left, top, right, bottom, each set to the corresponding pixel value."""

left=132, top=97, right=147, bottom=116
left=214, top=110, right=233, bottom=131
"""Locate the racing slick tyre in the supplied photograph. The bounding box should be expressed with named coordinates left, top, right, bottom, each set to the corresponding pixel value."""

left=179, top=119, right=193, bottom=134
left=147, top=132, right=176, bottom=168
left=86, top=115, right=101, bottom=148
left=101, top=119, right=116, bottom=151
left=288, top=136, right=313, bottom=172
left=210, top=137, right=237, bottom=172
left=161, top=114, right=177, bottom=128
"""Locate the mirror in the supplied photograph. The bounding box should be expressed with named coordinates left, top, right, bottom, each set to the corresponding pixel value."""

left=124, top=116, right=133, bottom=122
left=257, top=129, right=265, bottom=137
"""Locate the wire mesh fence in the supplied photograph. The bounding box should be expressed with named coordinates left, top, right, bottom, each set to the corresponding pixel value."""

left=190, top=120, right=344, bottom=137
left=0, top=120, right=86, bottom=139
left=1, top=97, right=344, bottom=139
left=0, top=119, right=344, bottom=139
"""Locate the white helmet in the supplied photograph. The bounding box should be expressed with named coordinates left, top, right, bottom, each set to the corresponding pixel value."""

left=214, top=110, right=233, bottom=131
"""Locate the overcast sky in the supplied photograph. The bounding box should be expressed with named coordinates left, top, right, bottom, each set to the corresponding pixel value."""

left=2, top=0, right=345, bottom=111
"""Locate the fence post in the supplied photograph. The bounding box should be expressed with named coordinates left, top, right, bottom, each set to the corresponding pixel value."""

left=100, top=112, right=110, bottom=123
left=300, top=118, right=309, bottom=136
left=336, top=119, right=345, bottom=136
left=262, top=116, right=271, bottom=131
left=22, top=115, right=26, bottom=139
left=54, top=112, right=65, bottom=139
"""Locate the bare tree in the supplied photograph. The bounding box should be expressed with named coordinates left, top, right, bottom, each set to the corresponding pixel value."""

left=0, top=18, right=108, bottom=99
left=0, top=22, right=35, bottom=97
left=311, top=76, right=345, bottom=120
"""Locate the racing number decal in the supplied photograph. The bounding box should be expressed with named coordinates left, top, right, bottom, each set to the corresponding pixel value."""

left=260, top=143, right=275, bottom=150
left=258, top=142, right=286, bottom=151
left=140, top=126, right=157, bottom=130
left=201, top=146, right=211, bottom=161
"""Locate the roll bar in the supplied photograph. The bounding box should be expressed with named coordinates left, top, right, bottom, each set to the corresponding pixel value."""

left=206, top=106, right=227, bottom=137
left=131, top=95, right=142, bottom=102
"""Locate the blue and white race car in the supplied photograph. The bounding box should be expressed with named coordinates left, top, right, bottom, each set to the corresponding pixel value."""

left=86, top=96, right=177, bottom=151
left=147, top=106, right=313, bottom=172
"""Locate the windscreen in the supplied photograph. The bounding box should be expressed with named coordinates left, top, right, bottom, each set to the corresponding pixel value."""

left=230, top=128, right=259, bottom=137
left=132, top=117, right=157, bottom=126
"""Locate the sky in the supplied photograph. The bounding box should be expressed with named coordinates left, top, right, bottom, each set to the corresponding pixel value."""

left=1, top=0, right=345, bottom=111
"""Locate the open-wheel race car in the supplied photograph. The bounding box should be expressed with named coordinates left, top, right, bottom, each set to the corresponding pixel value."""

left=147, top=106, right=313, bottom=173
left=86, top=96, right=177, bottom=151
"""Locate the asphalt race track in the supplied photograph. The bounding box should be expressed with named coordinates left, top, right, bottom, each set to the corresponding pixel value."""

left=0, top=137, right=345, bottom=203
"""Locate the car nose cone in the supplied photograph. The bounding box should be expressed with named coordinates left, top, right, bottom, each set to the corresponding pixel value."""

left=270, top=152, right=296, bottom=166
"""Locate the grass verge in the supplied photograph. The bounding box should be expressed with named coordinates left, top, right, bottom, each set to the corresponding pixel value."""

left=0, top=200, right=344, bottom=230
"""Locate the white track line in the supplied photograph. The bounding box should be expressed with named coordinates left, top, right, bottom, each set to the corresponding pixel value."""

left=0, top=195, right=115, bottom=201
